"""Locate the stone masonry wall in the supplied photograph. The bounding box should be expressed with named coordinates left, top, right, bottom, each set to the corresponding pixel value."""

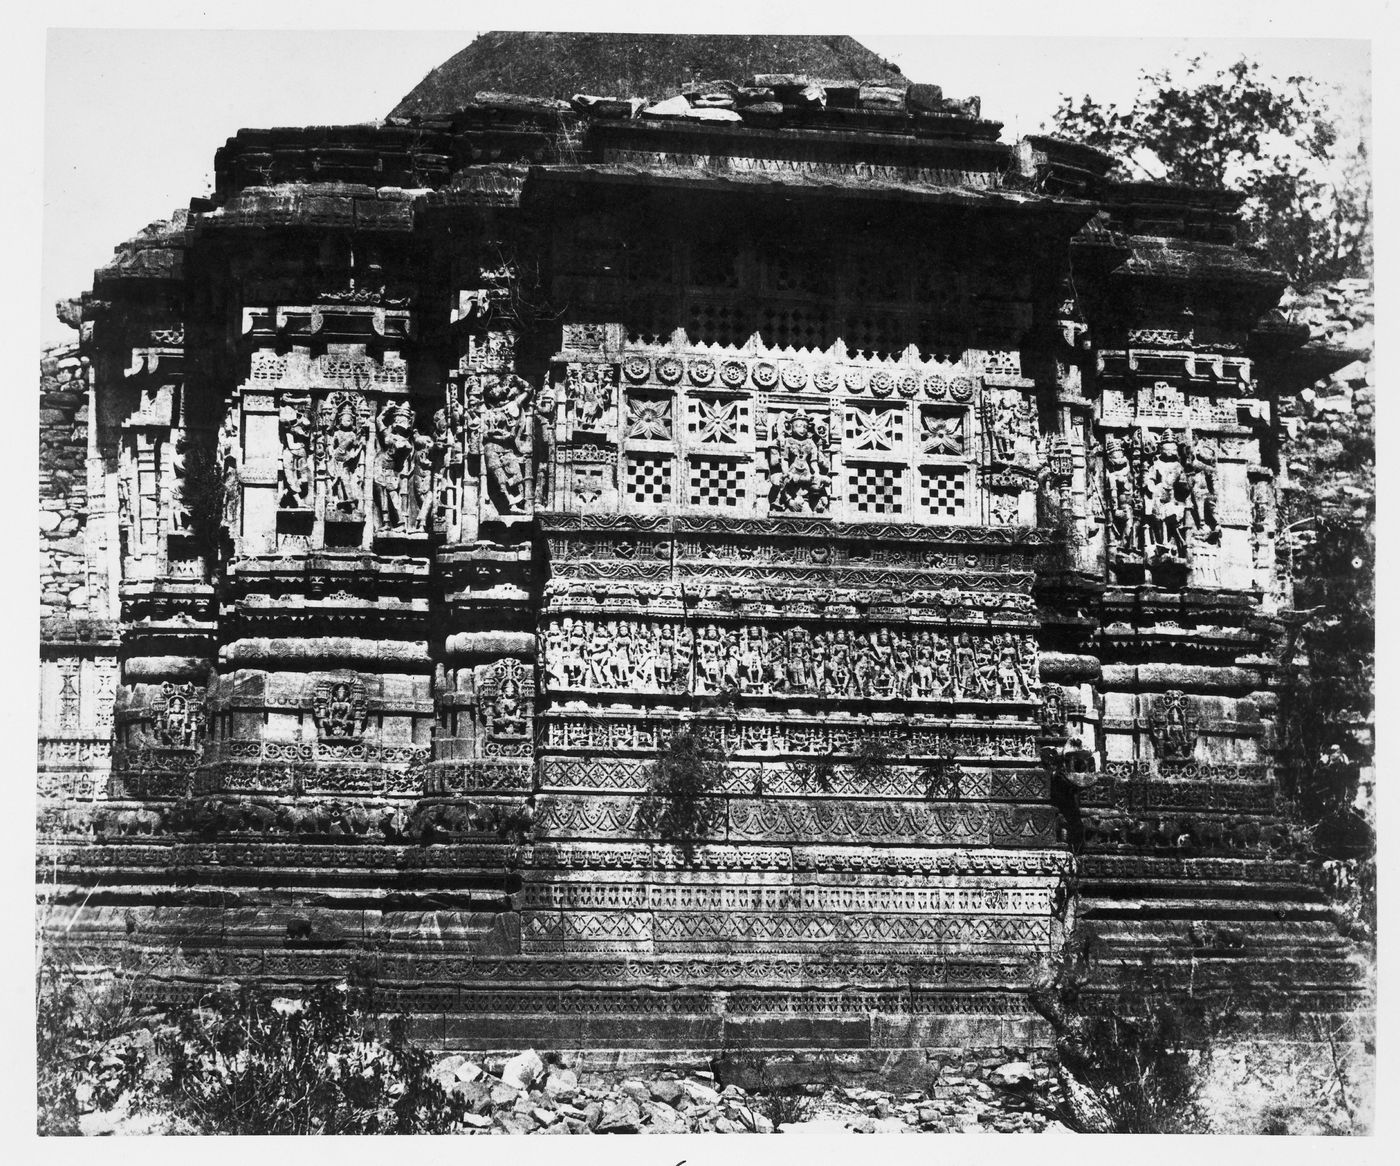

left=39, top=345, right=90, bottom=618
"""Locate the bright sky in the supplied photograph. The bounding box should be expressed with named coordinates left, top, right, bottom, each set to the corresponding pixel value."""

left=38, top=13, right=1372, bottom=348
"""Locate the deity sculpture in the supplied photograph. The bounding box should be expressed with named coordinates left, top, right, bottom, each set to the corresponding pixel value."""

left=217, top=409, right=241, bottom=531
left=326, top=401, right=366, bottom=515
left=323, top=683, right=358, bottom=737
left=1103, top=435, right=1137, bottom=554
left=407, top=430, right=436, bottom=531
left=995, top=632, right=1028, bottom=700
left=168, top=436, right=190, bottom=532
left=533, top=386, right=557, bottom=506
left=478, top=374, right=532, bottom=514
left=373, top=402, right=414, bottom=531
left=566, top=364, right=610, bottom=430
left=278, top=401, right=312, bottom=508
left=431, top=400, right=465, bottom=526
left=314, top=676, right=367, bottom=740
left=1186, top=442, right=1220, bottom=543
left=768, top=411, right=831, bottom=514
left=1144, top=433, right=1190, bottom=559
left=152, top=681, right=203, bottom=749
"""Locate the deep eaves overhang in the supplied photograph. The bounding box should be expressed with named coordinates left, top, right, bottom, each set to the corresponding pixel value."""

left=523, top=162, right=1099, bottom=228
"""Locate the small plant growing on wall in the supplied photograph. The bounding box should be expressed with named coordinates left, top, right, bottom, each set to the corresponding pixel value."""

left=849, top=735, right=896, bottom=786
left=636, top=723, right=729, bottom=864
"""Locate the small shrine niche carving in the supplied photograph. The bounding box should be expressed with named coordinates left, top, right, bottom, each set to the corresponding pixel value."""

left=1148, top=689, right=1197, bottom=761
left=152, top=682, right=205, bottom=749
left=476, top=657, right=534, bottom=756
left=313, top=675, right=368, bottom=740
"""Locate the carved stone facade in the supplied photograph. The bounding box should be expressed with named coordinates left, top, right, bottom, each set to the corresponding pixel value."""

left=38, top=37, right=1364, bottom=1058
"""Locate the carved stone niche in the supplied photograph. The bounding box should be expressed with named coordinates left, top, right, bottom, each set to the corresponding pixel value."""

left=1148, top=689, right=1198, bottom=762
left=313, top=674, right=368, bottom=740
left=151, top=681, right=205, bottom=750
left=317, top=391, right=370, bottom=527
left=475, top=657, right=534, bottom=758
left=765, top=409, right=832, bottom=515
left=559, top=361, right=618, bottom=437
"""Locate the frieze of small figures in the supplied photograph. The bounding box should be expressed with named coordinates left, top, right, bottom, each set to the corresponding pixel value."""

left=193, top=759, right=425, bottom=798
left=1078, top=777, right=1276, bottom=814
left=522, top=881, right=1054, bottom=916
left=648, top=914, right=1050, bottom=948
left=1079, top=854, right=1302, bottom=881
left=675, top=540, right=1039, bottom=576
left=540, top=618, right=1039, bottom=703
left=541, top=714, right=1039, bottom=759
left=37, top=770, right=108, bottom=802
left=675, top=569, right=1037, bottom=604
left=112, top=740, right=204, bottom=777
left=1079, top=810, right=1308, bottom=857
left=1100, top=760, right=1270, bottom=782
left=424, top=760, right=534, bottom=795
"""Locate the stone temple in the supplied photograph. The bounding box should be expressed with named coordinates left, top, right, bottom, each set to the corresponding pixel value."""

left=39, top=33, right=1365, bottom=1068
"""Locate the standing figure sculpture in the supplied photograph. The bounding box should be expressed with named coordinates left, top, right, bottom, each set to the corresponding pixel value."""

left=768, top=411, right=831, bottom=514
left=1103, top=436, right=1137, bottom=555
left=1186, top=442, right=1220, bottom=543
left=326, top=401, right=366, bottom=515
left=373, top=402, right=414, bottom=531
left=278, top=402, right=312, bottom=508
left=533, top=386, right=556, bottom=507
left=407, top=429, right=436, bottom=531
left=1144, top=434, right=1190, bottom=559
left=217, top=408, right=242, bottom=533
left=478, top=374, right=532, bottom=514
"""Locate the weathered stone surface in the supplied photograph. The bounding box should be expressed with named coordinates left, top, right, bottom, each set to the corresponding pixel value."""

left=544, top=1068, right=579, bottom=1101
left=596, top=1097, right=643, bottom=1133
left=501, top=1049, right=546, bottom=1090
left=36, top=33, right=1366, bottom=1085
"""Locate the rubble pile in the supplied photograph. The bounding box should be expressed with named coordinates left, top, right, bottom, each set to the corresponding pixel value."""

left=426, top=1048, right=1068, bottom=1135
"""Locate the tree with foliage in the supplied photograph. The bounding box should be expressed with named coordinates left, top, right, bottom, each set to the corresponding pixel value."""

left=1051, top=56, right=1371, bottom=284
left=636, top=723, right=729, bottom=863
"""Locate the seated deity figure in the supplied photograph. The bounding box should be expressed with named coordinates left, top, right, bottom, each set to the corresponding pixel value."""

left=768, top=411, right=831, bottom=513
left=324, top=683, right=358, bottom=738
